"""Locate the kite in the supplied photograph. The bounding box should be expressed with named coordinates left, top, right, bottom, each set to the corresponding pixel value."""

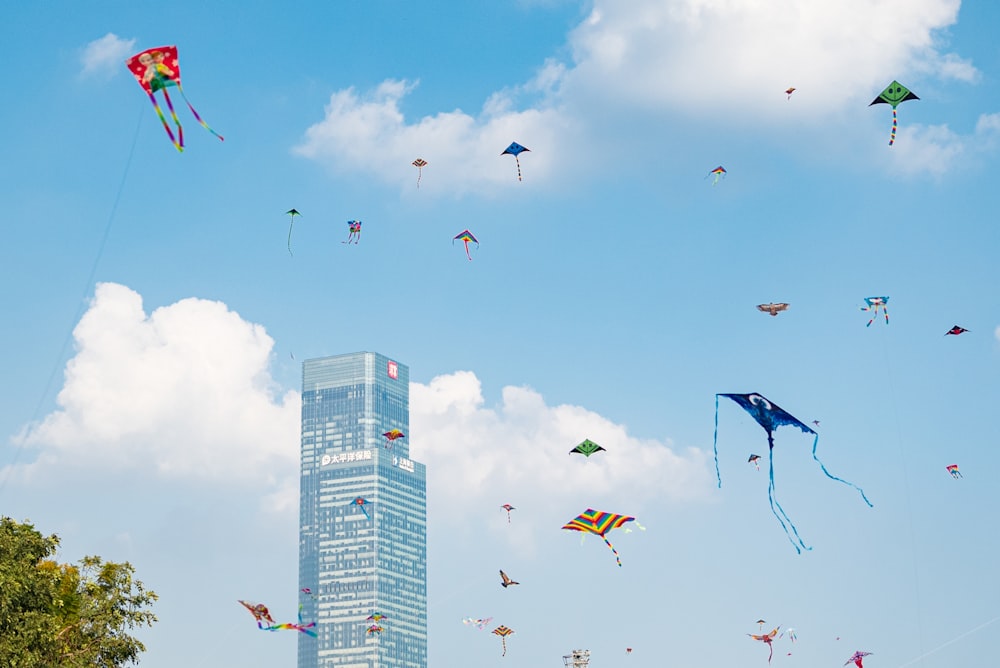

left=782, top=628, right=797, bottom=642
left=861, top=296, right=889, bottom=327
left=343, top=220, right=362, bottom=245
left=626, top=648, right=633, bottom=655
left=300, top=587, right=317, bottom=600
left=708, top=166, right=727, bottom=185
left=499, top=569, right=520, bottom=588
left=785, top=87, right=796, bottom=99
left=463, top=617, right=493, bottom=630
left=945, top=326, right=969, bottom=336
left=261, top=605, right=317, bottom=637
left=382, top=429, right=405, bottom=449
left=561, top=508, right=642, bottom=567
left=569, top=439, right=606, bottom=457
left=366, top=624, right=383, bottom=636
left=501, top=142, right=529, bottom=181
left=412, top=158, right=428, bottom=188
left=238, top=600, right=275, bottom=626
left=714, top=393, right=872, bottom=553
left=845, top=651, right=872, bottom=668
left=757, top=303, right=789, bottom=317
left=453, top=230, right=479, bottom=261
left=748, top=626, right=780, bottom=664
left=350, top=496, right=372, bottom=519
left=125, top=46, right=223, bottom=152
left=870, top=80, right=918, bottom=146
left=748, top=454, right=761, bottom=471
left=812, top=420, right=820, bottom=427
left=947, top=464, right=962, bottom=479
left=501, top=504, right=515, bottom=523
left=492, top=625, right=514, bottom=656
left=367, top=612, right=387, bottom=623
left=756, top=619, right=766, bottom=630
left=284, top=209, right=300, bottom=256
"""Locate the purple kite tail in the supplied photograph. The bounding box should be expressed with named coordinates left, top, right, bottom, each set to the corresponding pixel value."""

left=160, top=89, right=185, bottom=150
left=810, top=432, right=873, bottom=507
left=176, top=84, right=224, bottom=142
left=889, top=108, right=897, bottom=146
left=148, top=93, right=182, bottom=152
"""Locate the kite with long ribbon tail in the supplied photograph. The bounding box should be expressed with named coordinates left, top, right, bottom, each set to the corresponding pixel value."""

left=350, top=496, right=372, bottom=519
left=870, top=80, right=918, bottom=146
left=492, top=625, right=514, bottom=656
left=453, top=230, right=479, bottom=261
left=708, top=166, right=727, bottom=185
left=412, top=158, right=427, bottom=188
left=501, top=503, right=515, bottom=523
left=125, top=46, right=224, bottom=152
left=285, top=209, right=300, bottom=256
left=562, top=508, right=643, bottom=567
left=502, top=142, right=529, bottom=181
left=714, top=393, right=872, bottom=553
left=861, top=296, right=889, bottom=327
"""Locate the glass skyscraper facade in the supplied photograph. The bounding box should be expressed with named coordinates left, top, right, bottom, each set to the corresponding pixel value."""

left=299, top=352, right=427, bottom=668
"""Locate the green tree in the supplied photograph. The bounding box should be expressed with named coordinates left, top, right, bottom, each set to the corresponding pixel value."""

left=0, top=518, right=158, bottom=667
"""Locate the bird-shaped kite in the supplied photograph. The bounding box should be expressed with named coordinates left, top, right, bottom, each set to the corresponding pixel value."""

left=748, top=454, right=761, bottom=471
left=785, top=87, right=796, bottom=100
left=463, top=617, right=493, bottom=630
left=343, top=220, right=362, bottom=245
left=845, top=651, right=872, bottom=668
left=350, top=496, right=372, bottom=519
left=499, top=569, right=520, bottom=588
left=382, top=429, right=405, bottom=449
left=562, top=509, right=642, bottom=567
left=861, top=296, right=889, bottom=327
left=501, top=142, right=529, bottom=181
left=870, top=80, right=918, bottom=146
left=367, top=612, right=387, bottom=624
left=569, top=439, right=606, bottom=457
left=945, top=325, right=969, bottom=336
left=757, top=303, right=789, bottom=317
left=708, top=166, right=727, bottom=185
left=238, top=600, right=275, bottom=626
left=453, top=230, right=479, bottom=261
left=501, top=504, right=515, bottom=523
left=492, top=625, right=514, bottom=656
left=715, top=393, right=872, bottom=552
left=125, top=45, right=223, bottom=152
left=284, top=209, right=300, bottom=256
left=947, top=464, right=962, bottom=479
left=412, top=158, right=428, bottom=188
left=748, top=626, right=780, bottom=663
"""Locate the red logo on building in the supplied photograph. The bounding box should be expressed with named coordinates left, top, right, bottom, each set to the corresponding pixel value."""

left=387, top=361, right=398, bottom=379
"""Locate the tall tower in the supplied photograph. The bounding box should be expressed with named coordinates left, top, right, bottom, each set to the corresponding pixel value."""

left=299, top=352, right=427, bottom=668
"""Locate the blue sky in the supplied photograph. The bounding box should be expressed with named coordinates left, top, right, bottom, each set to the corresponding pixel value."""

left=2, top=1, right=999, bottom=666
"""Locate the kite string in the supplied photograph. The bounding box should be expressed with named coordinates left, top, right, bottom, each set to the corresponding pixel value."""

left=0, top=103, right=144, bottom=495
left=892, top=615, right=1000, bottom=668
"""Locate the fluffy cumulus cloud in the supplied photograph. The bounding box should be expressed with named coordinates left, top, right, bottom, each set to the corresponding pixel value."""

left=410, top=370, right=711, bottom=527
left=15, top=283, right=300, bottom=485
left=80, top=33, right=136, bottom=79
left=297, top=0, right=977, bottom=188
left=889, top=112, right=1000, bottom=175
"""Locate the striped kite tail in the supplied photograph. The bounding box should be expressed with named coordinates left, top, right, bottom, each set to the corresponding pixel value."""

left=515, top=156, right=523, bottom=181
left=177, top=84, right=224, bottom=142
left=148, top=93, right=182, bottom=152
left=889, top=108, right=897, bottom=146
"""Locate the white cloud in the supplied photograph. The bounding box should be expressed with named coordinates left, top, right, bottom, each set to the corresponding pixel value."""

left=411, top=370, right=711, bottom=527
left=296, top=0, right=976, bottom=188
left=80, top=33, right=136, bottom=79
left=887, top=112, right=1000, bottom=175
left=14, top=283, right=300, bottom=485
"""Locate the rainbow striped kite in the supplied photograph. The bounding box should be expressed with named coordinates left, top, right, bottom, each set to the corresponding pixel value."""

left=562, top=508, right=641, bottom=567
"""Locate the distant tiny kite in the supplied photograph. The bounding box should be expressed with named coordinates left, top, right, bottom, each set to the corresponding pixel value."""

left=708, top=166, right=727, bottom=185
left=785, top=87, right=796, bottom=99
left=945, top=326, right=969, bottom=336
left=748, top=454, right=761, bottom=471
left=861, top=296, right=889, bottom=327
left=947, top=464, right=962, bottom=479
left=412, top=158, right=428, bottom=188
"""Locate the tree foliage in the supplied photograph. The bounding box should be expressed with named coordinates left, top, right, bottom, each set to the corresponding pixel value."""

left=0, top=518, right=158, bottom=667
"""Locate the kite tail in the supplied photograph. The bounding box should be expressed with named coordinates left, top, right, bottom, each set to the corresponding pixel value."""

left=361, top=505, right=370, bottom=519
left=160, top=89, right=185, bottom=150
left=515, top=156, right=523, bottom=182
left=890, top=108, right=897, bottom=146
left=501, top=638, right=507, bottom=657
left=767, top=435, right=812, bottom=553
left=417, top=168, right=422, bottom=189
left=883, top=306, right=889, bottom=325
left=713, top=394, right=723, bottom=487
left=602, top=535, right=623, bottom=567
left=147, top=93, right=182, bottom=152
left=176, top=83, right=224, bottom=142
left=810, top=433, right=873, bottom=507
left=287, top=221, right=294, bottom=256
left=465, top=241, right=473, bottom=261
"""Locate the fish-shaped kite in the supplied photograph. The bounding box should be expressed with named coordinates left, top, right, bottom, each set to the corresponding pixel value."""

left=757, top=303, right=789, bottom=317
left=870, top=80, right=918, bottom=146
left=453, top=230, right=479, bottom=261
left=569, top=439, right=606, bottom=457
left=412, top=158, right=428, bottom=188
left=492, top=625, right=514, bottom=656
left=562, top=508, right=642, bottom=567
left=861, top=296, right=889, bottom=327
left=715, top=393, right=872, bottom=552
left=125, top=45, right=224, bottom=151
left=501, top=142, right=529, bottom=181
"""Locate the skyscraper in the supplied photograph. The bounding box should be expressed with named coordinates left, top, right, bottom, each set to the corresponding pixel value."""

left=299, top=352, right=427, bottom=668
